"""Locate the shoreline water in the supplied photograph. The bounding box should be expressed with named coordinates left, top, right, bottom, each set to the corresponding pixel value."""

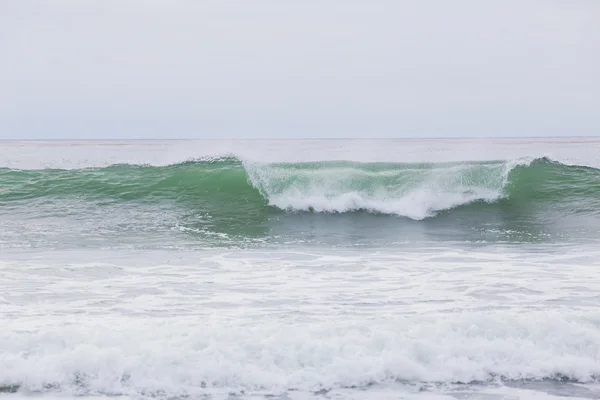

left=2, top=139, right=600, bottom=399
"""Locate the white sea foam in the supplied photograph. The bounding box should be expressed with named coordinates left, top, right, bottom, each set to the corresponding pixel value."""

left=3, top=248, right=600, bottom=398
left=244, top=160, right=517, bottom=219
left=262, top=187, right=501, bottom=220
left=3, top=139, right=600, bottom=400
left=2, top=312, right=600, bottom=397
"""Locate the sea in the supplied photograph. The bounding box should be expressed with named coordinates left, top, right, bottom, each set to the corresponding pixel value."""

left=2, top=138, right=600, bottom=400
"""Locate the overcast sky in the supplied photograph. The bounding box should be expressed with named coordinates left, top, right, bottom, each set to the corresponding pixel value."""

left=1, top=1, right=599, bottom=139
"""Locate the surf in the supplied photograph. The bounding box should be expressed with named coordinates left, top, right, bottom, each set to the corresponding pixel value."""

left=1, top=157, right=599, bottom=221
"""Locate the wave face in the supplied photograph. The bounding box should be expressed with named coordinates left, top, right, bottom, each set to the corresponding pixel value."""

left=1, top=157, right=600, bottom=246
left=2, top=157, right=600, bottom=215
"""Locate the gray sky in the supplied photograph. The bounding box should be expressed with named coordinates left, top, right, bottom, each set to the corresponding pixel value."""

left=1, top=1, right=599, bottom=139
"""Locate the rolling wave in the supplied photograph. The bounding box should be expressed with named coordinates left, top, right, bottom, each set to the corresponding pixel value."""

left=1, top=157, right=599, bottom=221
left=2, top=311, right=599, bottom=397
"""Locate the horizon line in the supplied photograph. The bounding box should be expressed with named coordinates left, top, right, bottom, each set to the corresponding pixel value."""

left=1, top=135, right=599, bottom=141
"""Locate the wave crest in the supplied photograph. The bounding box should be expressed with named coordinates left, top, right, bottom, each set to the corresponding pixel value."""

left=245, top=160, right=521, bottom=219
left=1, top=157, right=599, bottom=221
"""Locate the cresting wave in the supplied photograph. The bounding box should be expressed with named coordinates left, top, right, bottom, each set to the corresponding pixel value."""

left=1, top=157, right=599, bottom=220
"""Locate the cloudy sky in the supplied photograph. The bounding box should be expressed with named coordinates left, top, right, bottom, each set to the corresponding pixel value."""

left=1, top=1, right=598, bottom=139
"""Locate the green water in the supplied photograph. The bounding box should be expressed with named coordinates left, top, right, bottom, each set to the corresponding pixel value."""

left=1, top=157, right=599, bottom=249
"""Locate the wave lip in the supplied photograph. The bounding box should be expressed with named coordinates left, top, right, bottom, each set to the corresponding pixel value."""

left=246, top=157, right=600, bottom=219
left=246, top=159, right=520, bottom=220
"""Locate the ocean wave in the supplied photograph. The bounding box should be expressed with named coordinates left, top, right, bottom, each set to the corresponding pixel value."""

left=245, top=159, right=521, bottom=220
left=2, top=312, right=600, bottom=397
left=1, top=157, right=599, bottom=221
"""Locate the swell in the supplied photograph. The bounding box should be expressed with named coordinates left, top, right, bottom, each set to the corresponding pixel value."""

left=1, top=157, right=599, bottom=220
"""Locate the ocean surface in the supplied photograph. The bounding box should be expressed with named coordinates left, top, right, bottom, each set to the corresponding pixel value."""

left=2, top=138, right=600, bottom=400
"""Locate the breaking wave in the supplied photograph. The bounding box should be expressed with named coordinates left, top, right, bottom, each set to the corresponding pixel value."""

left=2, top=312, right=600, bottom=397
left=1, top=157, right=599, bottom=221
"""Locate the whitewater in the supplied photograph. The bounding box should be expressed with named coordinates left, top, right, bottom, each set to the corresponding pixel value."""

left=2, top=138, right=600, bottom=400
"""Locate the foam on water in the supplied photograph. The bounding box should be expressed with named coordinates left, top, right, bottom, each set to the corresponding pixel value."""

left=3, top=247, right=600, bottom=398
left=2, top=312, right=600, bottom=397
left=3, top=140, right=600, bottom=400
left=259, top=187, right=502, bottom=220
left=245, top=160, right=519, bottom=219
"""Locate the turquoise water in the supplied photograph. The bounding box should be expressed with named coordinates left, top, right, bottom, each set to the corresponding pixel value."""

left=2, top=157, right=600, bottom=249
left=1, top=139, right=600, bottom=400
